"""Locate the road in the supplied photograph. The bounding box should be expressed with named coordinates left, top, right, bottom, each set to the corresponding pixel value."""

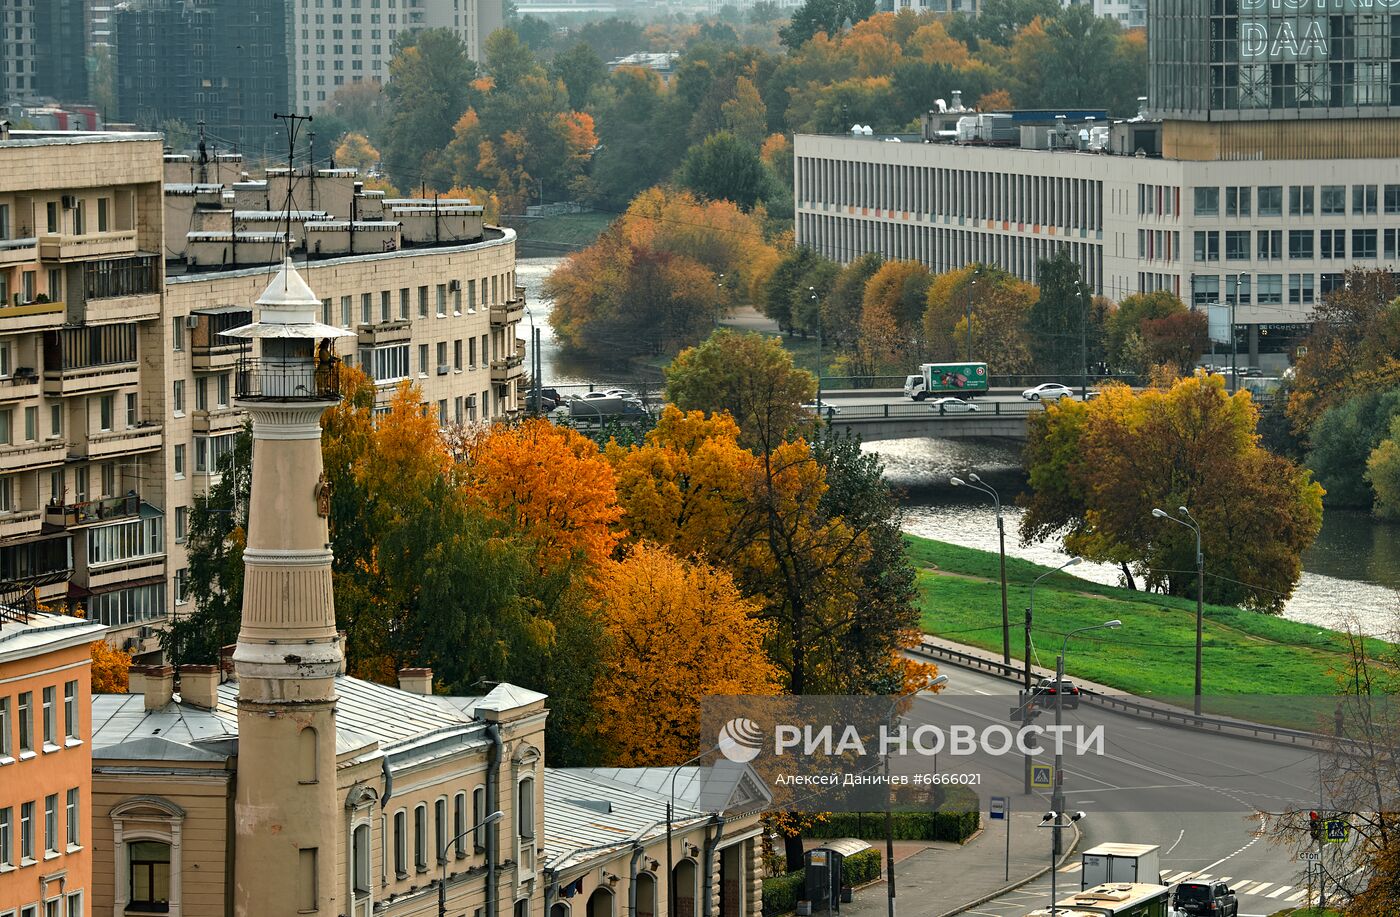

left=911, top=665, right=1327, bottom=916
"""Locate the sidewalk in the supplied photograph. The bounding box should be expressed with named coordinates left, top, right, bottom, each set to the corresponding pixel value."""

left=823, top=812, right=1074, bottom=917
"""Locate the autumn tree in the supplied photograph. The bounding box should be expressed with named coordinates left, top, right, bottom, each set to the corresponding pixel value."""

left=781, top=0, right=879, bottom=48
left=859, top=259, right=931, bottom=369
left=590, top=542, right=780, bottom=765
left=1104, top=290, right=1186, bottom=371
left=552, top=42, right=608, bottom=110
left=1020, top=375, right=1324, bottom=610
left=1140, top=310, right=1207, bottom=376
left=1309, top=388, right=1400, bottom=508
left=334, top=132, right=381, bottom=172
left=382, top=28, right=476, bottom=185
left=1365, top=417, right=1400, bottom=520
left=823, top=252, right=882, bottom=347
left=666, top=331, right=817, bottom=452
left=91, top=641, right=132, bottom=694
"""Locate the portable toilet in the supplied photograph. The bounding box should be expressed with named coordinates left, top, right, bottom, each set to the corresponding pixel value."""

left=804, top=839, right=873, bottom=913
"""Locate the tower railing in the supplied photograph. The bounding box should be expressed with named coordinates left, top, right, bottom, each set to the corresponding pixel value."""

left=235, top=356, right=342, bottom=402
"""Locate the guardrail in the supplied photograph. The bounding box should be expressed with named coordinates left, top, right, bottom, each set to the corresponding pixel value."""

left=910, top=638, right=1337, bottom=751
left=832, top=400, right=1048, bottom=420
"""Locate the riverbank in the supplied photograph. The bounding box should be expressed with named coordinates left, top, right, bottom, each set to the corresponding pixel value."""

left=512, top=212, right=613, bottom=257
left=908, top=535, right=1394, bottom=711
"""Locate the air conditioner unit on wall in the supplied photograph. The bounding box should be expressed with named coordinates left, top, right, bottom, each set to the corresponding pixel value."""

left=61, top=195, right=76, bottom=210
left=185, top=315, right=200, bottom=329
left=437, top=364, right=450, bottom=376
left=448, top=280, right=462, bottom=292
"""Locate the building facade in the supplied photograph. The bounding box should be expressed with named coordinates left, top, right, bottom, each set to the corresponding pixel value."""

left=1, top=0, right=89, bottom=105
left=0, top=608, right=105, bottom=917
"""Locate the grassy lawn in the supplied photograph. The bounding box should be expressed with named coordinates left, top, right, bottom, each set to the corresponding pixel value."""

left=908, top=534, right=1393, bottom=725
left=514, top=212, right=613, bottom=252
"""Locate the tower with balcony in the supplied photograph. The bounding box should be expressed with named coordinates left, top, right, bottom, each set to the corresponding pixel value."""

left=222, top=257, right=351, bottom=916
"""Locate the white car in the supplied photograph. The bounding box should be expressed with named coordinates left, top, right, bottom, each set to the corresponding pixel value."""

left=801, top=401, right=840, bottom=419
left=603, top=389, right=637, bottom=399
left=929, top=397, right=979, bottom=414
left=1022, top=383, right=1074, bottom=402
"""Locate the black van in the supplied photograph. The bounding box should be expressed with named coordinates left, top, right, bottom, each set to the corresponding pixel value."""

left=1171, top=881, right=1238, bottom=916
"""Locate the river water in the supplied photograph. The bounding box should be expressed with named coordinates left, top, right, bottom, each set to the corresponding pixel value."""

left=518, top=255, right=1400, bottom=636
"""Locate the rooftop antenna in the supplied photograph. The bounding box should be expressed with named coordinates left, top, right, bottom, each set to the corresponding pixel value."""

left=272, top=111, right=313, bottom=270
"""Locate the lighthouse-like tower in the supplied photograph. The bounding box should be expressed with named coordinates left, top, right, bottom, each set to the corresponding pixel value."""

left=223, top=259, right=354, bottom=917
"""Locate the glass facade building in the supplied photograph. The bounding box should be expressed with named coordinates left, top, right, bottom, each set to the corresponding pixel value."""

left=1151, top=0, right=1400, bottom=120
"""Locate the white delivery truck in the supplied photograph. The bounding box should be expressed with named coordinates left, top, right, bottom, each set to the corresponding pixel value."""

left=1080, top=843, right=1162, bottom=890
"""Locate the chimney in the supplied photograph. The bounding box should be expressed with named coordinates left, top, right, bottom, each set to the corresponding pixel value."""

left=179, top=664, right=221, bottom=710
left=127, top=665, right=148, bottom=698
left=398, top=667, right=434, bottom=696
left=219, top=643, right=237, bottom=678
left=0, top=121, right=10, bottom=142
left=144, top=665, right=175, bottom=711
left=950, top=90, right=963, bottom=111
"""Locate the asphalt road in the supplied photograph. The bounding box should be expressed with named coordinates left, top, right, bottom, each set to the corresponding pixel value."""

left=911, top=665, right=1329, bottom=916
left=818, top=390, right=1080, bottom=409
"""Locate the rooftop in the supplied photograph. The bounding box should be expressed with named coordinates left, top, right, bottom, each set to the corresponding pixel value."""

left=0, top=612, right=106, bottom=666
left=0, top=129, right=163, bottom=149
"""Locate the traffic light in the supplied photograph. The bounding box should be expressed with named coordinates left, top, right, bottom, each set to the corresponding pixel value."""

left=1309, top=810, right=1321, bottom=840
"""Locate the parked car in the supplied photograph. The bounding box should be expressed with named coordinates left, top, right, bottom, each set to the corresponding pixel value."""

left=1022, top=383, right=1074, bottom=402
left=1171, top=881, right=1238, bottom=917
left=929, top=397, right=979, bottom=414
left=604, top=388, right=638, bottom=399
left=1030, top=677, right=1081, bottom=710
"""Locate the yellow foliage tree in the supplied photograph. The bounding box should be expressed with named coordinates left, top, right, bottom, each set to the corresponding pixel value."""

left=334, top=131, right=381, bottom=172
left=91, top=640, right=132, bottom=694
left=591, top=542, right=780, bottom=765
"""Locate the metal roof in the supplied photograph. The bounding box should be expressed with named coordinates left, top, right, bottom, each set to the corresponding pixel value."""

left=0, top=613, right=106, bottom=666
left=542, top=768, right=710, bottom=871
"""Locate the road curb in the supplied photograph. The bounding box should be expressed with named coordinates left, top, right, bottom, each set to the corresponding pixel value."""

left=934, top=822, right=1080, bottom=917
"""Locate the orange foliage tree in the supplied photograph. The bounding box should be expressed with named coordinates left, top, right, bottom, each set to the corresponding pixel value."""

left=590, top=542, right=780, bottom=765
left=91, top=640, right=132, bottom=693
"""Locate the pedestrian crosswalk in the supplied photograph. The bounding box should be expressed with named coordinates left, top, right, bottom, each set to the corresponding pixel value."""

left=1053, top=862, right=1314, bottom=904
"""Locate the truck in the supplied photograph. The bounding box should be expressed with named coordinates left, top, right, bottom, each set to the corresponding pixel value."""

left=903, top=362, right=989, bottom=401
left=1026, top=882, right=1172, bottom=917
left=1080, top=843, right=1162, bottom=890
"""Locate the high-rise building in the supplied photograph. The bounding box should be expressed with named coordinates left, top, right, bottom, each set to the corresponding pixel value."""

left=1, top=0, right=90, bottom=104
left=112, top=0, right=290, bottom=160
left=0, top=607, right=105, bottom=917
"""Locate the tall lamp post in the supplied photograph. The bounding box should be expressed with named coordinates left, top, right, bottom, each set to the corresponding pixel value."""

left=963, top=270, right=980, bottom=360
left=1074, top=279, right=1088, bottom=400
left=663, top=745, right=724, bottom=917
left=1153, top=506, right=1204, bottom=715
left=1038, top=810, right=1087, bottom=915
left=809, top=286, right=823, bottom=410
left=951, top=474, right=1009, bottom=665
left=1022, top=557, right=1080, bottom=794
left=884, top=674, right=948, bottom=917
left=1051, top=619, right=1121, bottom=857
left=439, top=810, right=505, bottom=917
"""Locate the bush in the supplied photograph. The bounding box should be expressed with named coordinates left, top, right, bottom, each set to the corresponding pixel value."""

left=842, top=848, right=882, bottom=886
left=762, top=870, right=806, bottom=917
left=803, top=809, right=980, bottom=844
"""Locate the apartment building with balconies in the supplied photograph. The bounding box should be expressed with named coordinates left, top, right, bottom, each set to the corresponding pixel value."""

left=0, top=129, right=169, bottom=659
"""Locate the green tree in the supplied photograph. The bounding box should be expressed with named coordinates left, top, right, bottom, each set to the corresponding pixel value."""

left=760, top=247, right=824, bottom=333
left=751, top=1, right=783, bottom=23
left=570, top=18, right=646, bottom=61
left=588, top=67, right=687, bottom=207
left=1307, top=388, right=1400, bottom=508
left=780, top=0, right=878, bottom=48
left=552, top=42, right=607, bottom=110
left=1365, top=416, right=1400, bottom=520
left=1028, top=247, right=1093, bottom=377
left=976, top=0, right=1060, bottom=45
left=823, top=252, right=882, bottom=347
left=666, top=330, right=817, bottom=451
left=512, top=14, right=555, bottom=51
left=676, top=131, right=780, bottom=211
left=161, top=425, right=252, bottom=666
left=90, top=45, right=117, bottom=117
left=382, top=28, right=476, bottom=186
left=484, top=28, right=537, bottom=91
left=1104, top=290, right=1185, bottom=371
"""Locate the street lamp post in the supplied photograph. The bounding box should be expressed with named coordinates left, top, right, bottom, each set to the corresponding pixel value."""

left=1022, top=557, right=1081, bottom=794
left=663, top=745, right=724, bottom=917
left=809, top=286, right=823, bottom=409
left=951, top=474, right=1009, bottom=665
left=1153, top=506, right=1204, bottom=716
left=439, top=810, right=505, bottom=917
left=1038, top=810, right=1087, bottom=915
left=1074, top=280, right=1088, bottom=400
left=884, top=674, right=948, bottom=917
left=1052, top=620, right=1121, bottom=856
left=964, top=272, right=979, bottom=360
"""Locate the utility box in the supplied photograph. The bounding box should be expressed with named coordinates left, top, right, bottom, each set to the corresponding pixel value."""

left=804, top=839, right=872, bottom=913
left=1079, top=843, right=1161, bottom=890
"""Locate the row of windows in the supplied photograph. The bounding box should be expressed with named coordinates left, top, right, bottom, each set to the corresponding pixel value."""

left=87, top=517, right=164, bottom=569
left=0, top=891, right=83, bottom=917
left=312, top=274, right=516, bottom=330
left=1193, top=184, right=1400, bottom=218
left=1190, top=272, right=1353, bottom=308
left=384, top=779, right=531, bottom=884
left=0, top=681, right=80, bottom=760
left=0, top=789, right=81, bottom=867
left=88, top=583, right=166, bottom=628
left=1192, top=228, right=1398, bottom=262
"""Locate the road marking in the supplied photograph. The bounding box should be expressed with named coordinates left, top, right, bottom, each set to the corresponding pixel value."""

left=1165, top=829, right=1185, bottom=855
left=1058, top=862, right=1082, bottom=873
left=1243, top=882, right=1273, bottom=895
left=1165, top=871, right=1193, bottom=883
left=973, top=688, right=993, bottom=695
left=1215, top=876, right=1231, bottom=884
left=1265, top=885, right=1292, bottom=899
left=1286, top=890, right=1307, bottom=902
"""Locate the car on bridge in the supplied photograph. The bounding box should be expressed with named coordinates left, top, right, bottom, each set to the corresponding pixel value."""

left=1022, top=382, right=1075, bottom=402
left=928, top=397, right=979, bottom=414
left=801, top=400, right=840, bottom=420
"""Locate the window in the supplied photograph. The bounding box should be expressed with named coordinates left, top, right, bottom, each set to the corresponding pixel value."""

left=436, top=342, right=447, bottom=373
left=194, top=433, right=237, bottom=474
left=1386, top=185, right=1400, bottom=215
left=418, top=344, right=428, bottom=376
left=216, top=375, right=229, bottom=409
left=88, top=517, right=164, bottom=568
left=399, top=288, right=410, bottom=319
left=172, top=380, right=184, bottom=416
left=469, top=338, right=476, bottom=369
left=1289, top=185, right=1314, bottom=216
left=174, top=569, right=188, bottom=605
left=1257, top=230, right=1282, bottom=261
left=1289, top=230, right=1313, bottom=260
left=473, top=786, right=487, bottom=852
left=380, top=290, right=391, bottom=322
left=1321, top=185, right=1346, bottom=215
left=394, top=810, right=408, bottom=878
left=126, top=393, right=138, bottom=427
left=1257, top=274, right=1283, bottom=305
left=176, top=507, right=189, bottom=543
left=1289, top=273, right=1315, bottom=306
left=173, top=444, right=185, bottom=479
left=299, top=848, right=318, bottom=912
left=65, top=789, right=78, bottom=849
left=1353, top=184, right=1378, bottom=215
left=418, top=286, right=428, bottom=317
left=435, top=798, right=448, bottom=865
left=454, top=793, right=467, bottom=859
left=42, top=687, right=55, bottom=749
left=1353, top=229, right=1378, bottom=259
left=1321, top=229, right=1346, bottom=259
left=0, top=477, right=12, bottom=515
left=171, top=317, right=184, bottom=352
left=353, top=825, right=371, bottom=894
left=0, top=410, right=12, bottom=446
left=18, top=692, right=31, bottom=753
left=436, top=285, right=447, bottom=317
left=1193, top=231, right=1219, bottom=262
left=23, top=407, right=35, bottom=443
left=0, top=697, right=9, bottom=759
left=1256, top=186, right=1282, bottom=216
left=66, top=892, right=83, bottom=917
left=64, top=681, right=77, bottom=741
left=414, top=804, right=427, bottom=872
left=128, top=840, right=171, bottom=912
left=358, top=344, right=409, bottom=383
left=322, top=298, right=332, bottom=324
left=20, top=801, right=33, bottom=861
left=517, top=776, right=534, bottom=840
left=1321, top=273, right=1345, bottom=296
left=1225, top=186, right=1250, bottom=217
left=454, top=340, right=463, bottom=371
left=1224, top=231, right=1250, bottom=261
left=0, top=807, right=9, bottom=867
left=361, top=293, right=372, bottom=324
left=1193, top=187, right=1219, bottom=216
left=1225, top=274, right=1251, bottom=305
left=88, top=584, right=166, bottom=627
left=50, top=404, right=61, bottom=439
left=43, top=795, right=56, bottom=855
left=341, top=296, right=352, bottom=327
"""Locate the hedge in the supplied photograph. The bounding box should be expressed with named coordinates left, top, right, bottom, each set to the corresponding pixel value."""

left=842, top=848, right=882, bottom=885
left=803, top=810, right=979, bottom=844
left=762, top=870, right=806, bottom=917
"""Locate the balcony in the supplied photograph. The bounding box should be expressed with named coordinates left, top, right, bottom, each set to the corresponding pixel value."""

left=44, top=493, right=141, bottom=530
left=38, top=229, right=138, bottom=263
left=0, top=368, right=41, bottom=403
left=490, top=299, right=526, bottom=328
left=0, top=439, right=69, bottom=473
left=0, top=299, right=65, bottom=333
left=193, top=409, right=245, bottom=435
left=0, top=509, right=44, bottom=541
left=190, top=308, right=252, bottom=370
left=77, top=422, right=163, bottom=460
left=0, top=237, right=38, bottom=267
left=43, top=324, right=140, bottom=396
left=490, top=342, right=526, bottom=383
left=43, top=360, right=139, bottom=397
left=357, top=319, right=413, bottom=346
left=235, top=357, right=341, bottom=402
left=76, top=255, right=162, bottom=323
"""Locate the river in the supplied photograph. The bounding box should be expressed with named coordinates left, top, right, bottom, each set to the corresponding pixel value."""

left=518, top=255, right=1400, bottom=637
